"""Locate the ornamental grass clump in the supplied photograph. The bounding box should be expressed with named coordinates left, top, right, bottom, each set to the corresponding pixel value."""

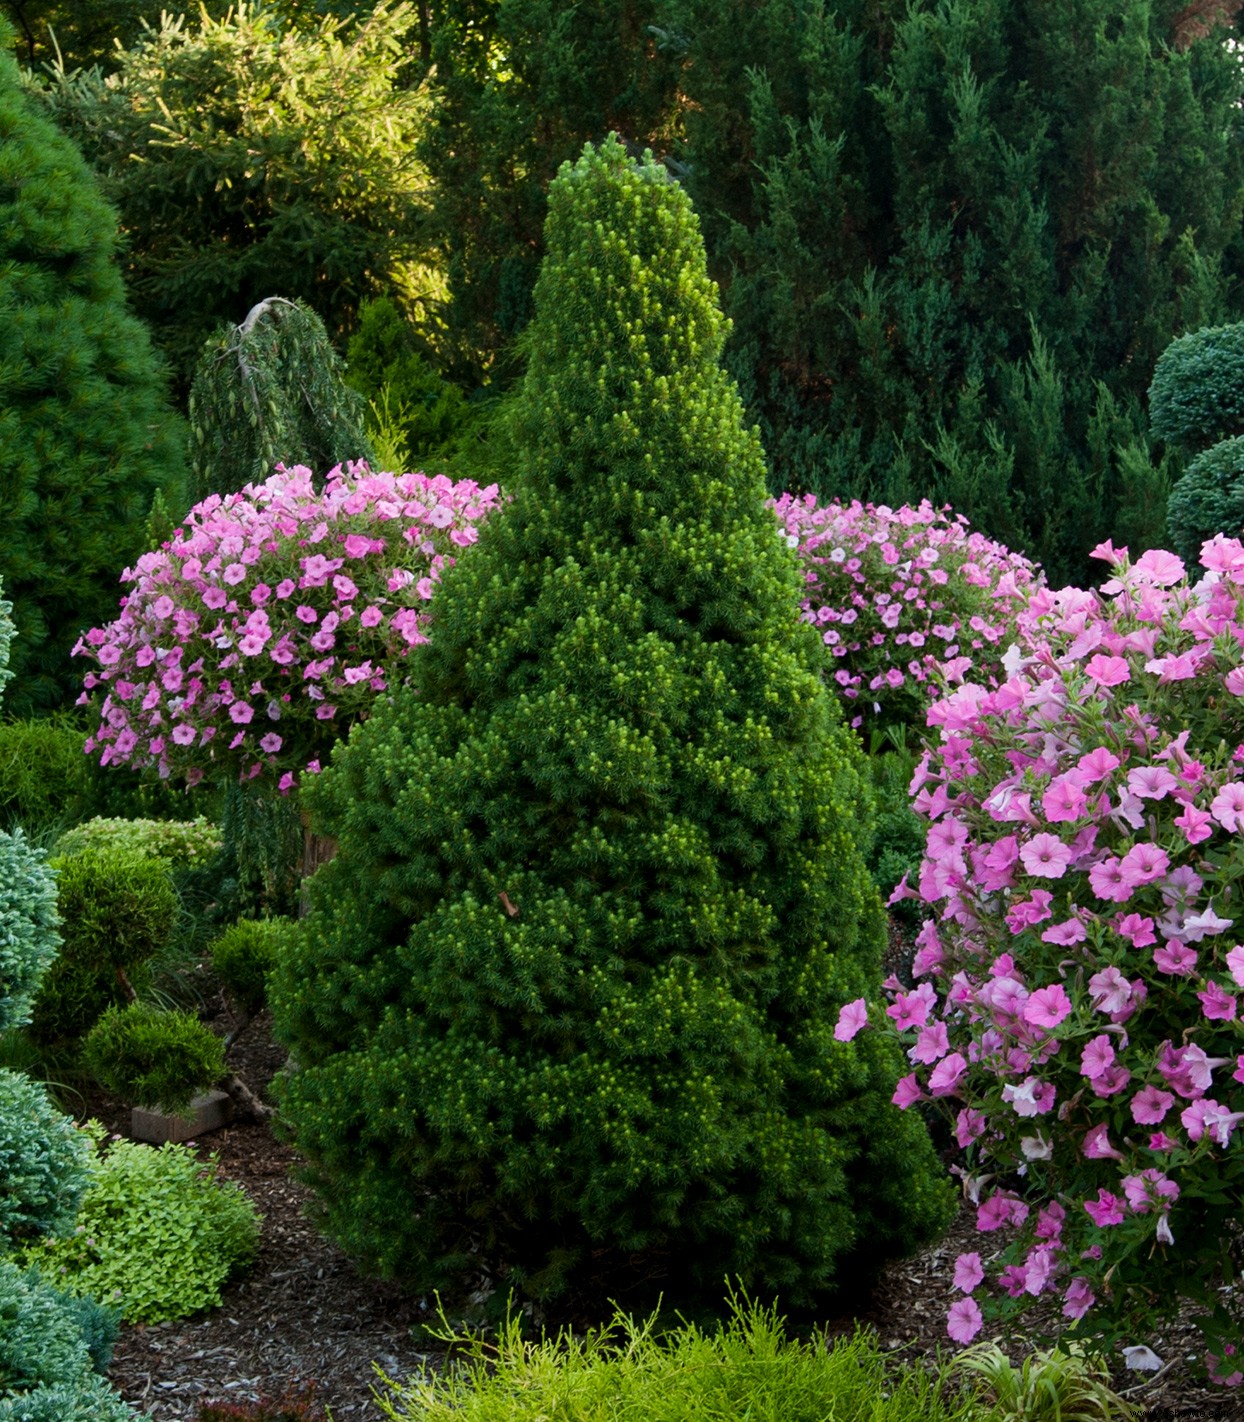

left=270, top=136, right=951, bottom=1315
left=772, top=495, right=1042, bottom=733
left=837, top=535, right=1244, bottom=1377
left=75, top=463, right=501, bottom=793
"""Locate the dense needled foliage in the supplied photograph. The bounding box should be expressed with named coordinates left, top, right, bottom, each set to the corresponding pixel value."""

left=0, top=18, right=184, bottom=714
left=665, top=0, right=1244, bottom=582
left=272, top=136, right=952, bottom=1315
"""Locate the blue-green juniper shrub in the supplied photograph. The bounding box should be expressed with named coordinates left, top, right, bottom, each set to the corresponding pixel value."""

left=271, top=136, right=952, bottom=1317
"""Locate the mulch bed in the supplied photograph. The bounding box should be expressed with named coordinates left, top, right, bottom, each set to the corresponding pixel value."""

left=93, top=996, right=1243, bottom=1420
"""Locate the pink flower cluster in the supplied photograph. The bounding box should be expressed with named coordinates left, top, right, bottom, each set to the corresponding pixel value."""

left=75, top=464, right=500, bottom=791
left=836, top=536, right=1244, bottom=1373
left=771, top=495, right=1042, bottom=730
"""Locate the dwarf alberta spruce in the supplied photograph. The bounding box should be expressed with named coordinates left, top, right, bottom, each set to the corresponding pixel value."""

left=74, top=464, right=500, bottom=791
left=836, top=536, right=1244, bottom=1377
left=771, top=495, right=1041, bottom=734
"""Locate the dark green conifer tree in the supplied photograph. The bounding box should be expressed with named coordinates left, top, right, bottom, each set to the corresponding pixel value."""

left=418, top=0, right=684, bottom=387
left=663, top=0, right=1244, bottom=582
left=271, top=137, right=952, bottom=1314
left=0, top=18, right=183, bottom=714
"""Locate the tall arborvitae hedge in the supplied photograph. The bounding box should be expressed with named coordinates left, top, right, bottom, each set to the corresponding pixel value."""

left=0, top=18, right=183, bottom=714
left=271, top=136, right=952, bottom=1314
left=669, top=0, right=1244, bottom=582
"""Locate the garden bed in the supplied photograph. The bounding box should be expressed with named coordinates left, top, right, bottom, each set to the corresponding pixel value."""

left=83, top=1005, right=1242, bottom=1420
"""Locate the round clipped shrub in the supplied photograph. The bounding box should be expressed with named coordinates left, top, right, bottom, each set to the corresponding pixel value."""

left=18, top=1128, right=260, bottom=1324
left=0, top=1069, right=91, bottom=1250
left=272, top=137, right=952, bottom=1315
left=0, top=829, right=60, bottom=1034
left=28, top=849, right=177, bottom=1046
left=0, top=1260, right=133, bottom=1422
left=53, top=816, right=221, bottom=870
left=1165, top=434, right=1244, bottom=566
left=771, top=495, right=1042, bottom=734
left=841, top=537, right=1244, bottom=1373
left=1149, top=323, right=1244, bottom=449
left=82, top=1004, right=225, bottom=1114
left=210, top=918, right=296, bottom=1020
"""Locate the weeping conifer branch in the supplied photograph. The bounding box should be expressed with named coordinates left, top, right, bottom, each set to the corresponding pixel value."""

left=187, top=296, right=376, bottom=506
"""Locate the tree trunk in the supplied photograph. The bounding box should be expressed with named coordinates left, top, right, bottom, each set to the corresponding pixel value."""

left=300, top=811, right=337, bottom=917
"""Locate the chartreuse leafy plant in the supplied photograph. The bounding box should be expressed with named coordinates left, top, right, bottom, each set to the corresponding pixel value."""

left=19, top=1125, right=260, bottom=1324
left=839, top=536, right=1244, bottom=1378
left=53, top=816, right=221, bottom=870
left=271, top=136, right=952, bottom=1315
left=376, top=1294, right=990, bottom=1422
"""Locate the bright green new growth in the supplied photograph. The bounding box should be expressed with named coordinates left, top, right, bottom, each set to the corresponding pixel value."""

left=19, top=1128, right=260, bottom=1324
left=82, top=1003, right=225, bottom=1114
left=376, top=1295, right=985, bottom=1422
left=188, top=297, right=374, bottom=505
left=0, top=19, right=184, bottom=714
left=53, top=816, right=222, bottom=869
left=273, top=136, right=951, bottom=1312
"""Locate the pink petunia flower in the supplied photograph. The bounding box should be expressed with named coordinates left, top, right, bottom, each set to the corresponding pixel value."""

left=1081, top=1123, right=1123, bottom=1159
left=1077, top=746, right=1121, bottom=782
left=1084, top=1190, right=1125, bottom=1227
left=1062, top=1278, right=1095, bottom=1320
left=1020, top=833, right=1073, bottom=878
left=1023, top=984, right=1072, bottom=1029
left=1118, top=842, right=1169, bottom=888
left=1211, top=782, right=1244, bottom=831
left=946, top=1298, right=983, bottom=1344
left=1084, top=654, right=1131, bottom=686
left=1198, top=981, right=1238, bottom=1021
left=1131, top=1085, right=1175, bottom=1125
left=834, top=998, right=869, bottom=1041
left=1080, top=1035, right=1115, bottom=1080
left=953, top=1252, right=984, bottom=1293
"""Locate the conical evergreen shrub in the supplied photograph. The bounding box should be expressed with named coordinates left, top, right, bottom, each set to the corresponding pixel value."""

left=271, top=137, right=952, bottom=1313
left=0, top=19, right=184, bottom=714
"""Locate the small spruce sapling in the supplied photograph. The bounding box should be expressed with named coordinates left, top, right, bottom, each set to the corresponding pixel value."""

left=272, top=136, right=952, bottom=1314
